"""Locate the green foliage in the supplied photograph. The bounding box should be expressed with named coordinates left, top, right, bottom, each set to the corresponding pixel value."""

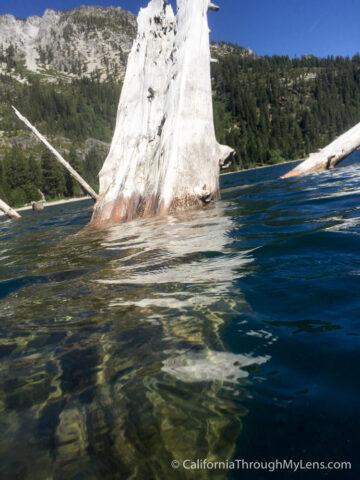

left=27, top=154, right=43, bottom=189
left=40, top=148, right=66, bottom=199
left=65, top=145, right=85, bottom=197
left=0, top=147, right=43, bottom=206
left=212, top=45, right=360, bottom=169
left=9, top=187, right=27, bottom=207
left=3, top=146, right=28, bottom=188
left=0, top=75, right=121, bottom=142
left=22, top=183, right=42, bottom=202
left=0, top=143, right=103, bottom=207
left=84, top=147, right=104, bottom=191
left=269, top=149, right=286, bottom=165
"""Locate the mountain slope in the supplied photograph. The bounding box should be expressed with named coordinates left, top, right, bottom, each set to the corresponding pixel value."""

left=0, top=6, right=136, bottom=82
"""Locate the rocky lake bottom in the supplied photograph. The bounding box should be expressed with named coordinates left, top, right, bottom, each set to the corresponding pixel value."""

left=0, top=156, right=359, bottom=479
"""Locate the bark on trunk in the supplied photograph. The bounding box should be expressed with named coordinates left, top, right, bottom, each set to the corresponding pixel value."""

left=0, top=198, right=21, bottom=219
left=282, top=121, right=360, bottom=178
left=91, top=0, right=234, bottom=225
left=12, top=107, right=98, bottom=201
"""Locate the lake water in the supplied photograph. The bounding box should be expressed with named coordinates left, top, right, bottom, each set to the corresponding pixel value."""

left=0, top=157, right=359, bottom=479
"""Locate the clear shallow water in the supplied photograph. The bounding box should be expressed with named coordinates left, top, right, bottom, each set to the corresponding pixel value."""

left=0, top=159, right=359, bottom=479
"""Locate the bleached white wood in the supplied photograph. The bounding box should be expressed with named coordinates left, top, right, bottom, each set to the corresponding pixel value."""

left=92, top=0, right=234, bottom=225
left=208, top=3, right=220, bottom=11
left=282, top=121, right=360, bottom=178
left=0, top=198, right=21, bottom=219
left=12, top=107, right=98, bottom=201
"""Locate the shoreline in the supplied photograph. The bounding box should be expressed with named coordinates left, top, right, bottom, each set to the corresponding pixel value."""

left=2, top=161, right=296, bottom=216
left=16, top=196, right=92, bottom=213
left=220, top=159, right=300, bottom=176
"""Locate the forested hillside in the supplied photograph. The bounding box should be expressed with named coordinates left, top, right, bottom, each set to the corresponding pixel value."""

left=212, top=44, right=360, bottom=169
left=0, top=70, right=118, bottom=206
left=1, top=16, right=360, bottom=208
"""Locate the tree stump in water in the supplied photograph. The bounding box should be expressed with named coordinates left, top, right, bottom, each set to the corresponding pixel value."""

left=91, top=0, right=234, bottom=225
left=32, top=201, right=44, bottom=211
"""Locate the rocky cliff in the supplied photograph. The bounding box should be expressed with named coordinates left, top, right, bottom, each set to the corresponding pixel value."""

left=0, top=6, right=136, bottom=82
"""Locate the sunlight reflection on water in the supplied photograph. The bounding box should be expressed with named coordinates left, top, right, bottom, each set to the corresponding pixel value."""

left=0, top=201, right=270, bottom=479
left=1, top=161, right=359, bottom=479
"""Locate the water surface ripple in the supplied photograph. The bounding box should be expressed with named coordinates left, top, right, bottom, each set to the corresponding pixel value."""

left=0, top=160, right=359, bottom=479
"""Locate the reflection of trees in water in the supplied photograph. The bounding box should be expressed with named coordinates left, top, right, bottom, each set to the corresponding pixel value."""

left=0, top=206, right=270, bottom=479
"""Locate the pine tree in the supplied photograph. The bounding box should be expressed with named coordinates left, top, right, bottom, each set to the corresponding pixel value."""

left=3, top=147, right=28, bottom=189
left=41, top=149, right=66, bottom=199
left=27, top=154, right=43, bottom=189
left=65, top=145, right=85, bottom=197
left=84, top=147, right=103, bottom=191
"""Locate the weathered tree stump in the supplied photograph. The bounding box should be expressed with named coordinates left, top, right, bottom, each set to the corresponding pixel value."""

left=32, top=201, right=44, bottom=211
left=91, top=0, right=234, bottom=225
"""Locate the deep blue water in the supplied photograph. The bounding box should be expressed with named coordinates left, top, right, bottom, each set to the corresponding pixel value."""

left=0, top=156, right=359, bottom=479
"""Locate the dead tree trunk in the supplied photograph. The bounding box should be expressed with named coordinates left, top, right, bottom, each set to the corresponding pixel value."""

left=12, top=107, right=98, bottom=201
left=91, top=0, right=234, bottom=225
left=0, top=198, right=21, bottom=219
left=282, top=121, right=360, bottom=178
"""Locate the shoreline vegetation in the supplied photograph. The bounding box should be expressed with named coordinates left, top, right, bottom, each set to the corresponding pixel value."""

left=0, top=158, right=299, bottom=216
left=17, top=195, right=92, bottom=211
left=1, top=150, right=358, bottom=217
left=0, top=152, right=352, bottom=217
left=0, top=195, right=91, bottom=216
left=1, top=158, right=292, bottom=216
left=0, top=157, right=298, bottom=217
left=2, top=23, right=360, bottom=214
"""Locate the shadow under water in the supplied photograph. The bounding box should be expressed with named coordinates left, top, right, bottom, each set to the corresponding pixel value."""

left=0, top=203, right=269, bottom=479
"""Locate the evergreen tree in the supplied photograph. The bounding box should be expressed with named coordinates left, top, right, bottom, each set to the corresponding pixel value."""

left=40, top=149, right=66, bottom=199
left=3, top=147, right=28, bottom=189
left=27, top=154, right=43, bottom=189
left=65, top=145, right=85, bottom=197
left=84, top=147, right=104, bottom=192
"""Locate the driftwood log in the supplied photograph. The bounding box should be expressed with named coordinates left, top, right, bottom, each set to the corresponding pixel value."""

left=0, top=198, right=21, bottom=219
left=282, top=121, right=360, bottom=178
